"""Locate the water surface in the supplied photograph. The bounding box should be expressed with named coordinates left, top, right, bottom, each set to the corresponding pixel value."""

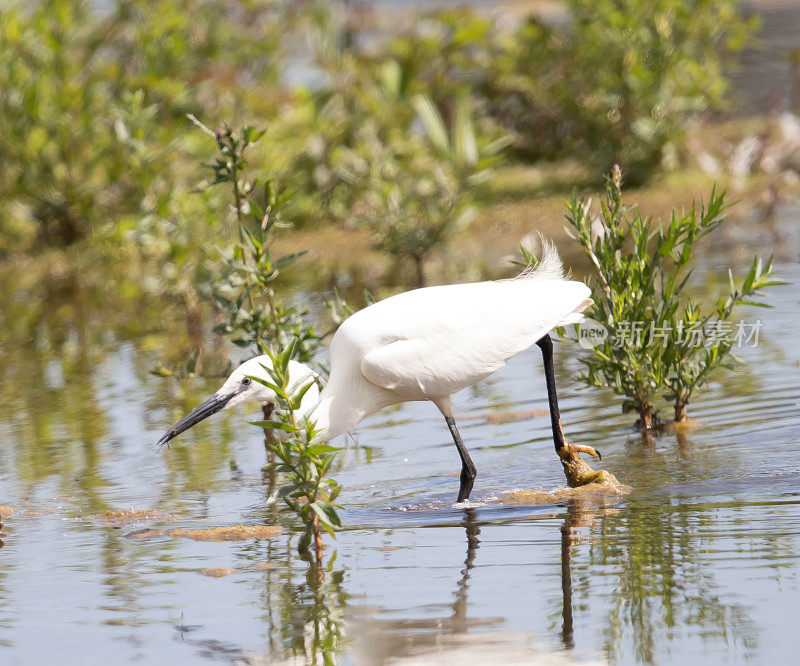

left=0, top=213, right=799, bottom=665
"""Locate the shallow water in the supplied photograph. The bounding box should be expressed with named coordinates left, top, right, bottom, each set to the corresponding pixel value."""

left=1, top=213, right=800, bottom=665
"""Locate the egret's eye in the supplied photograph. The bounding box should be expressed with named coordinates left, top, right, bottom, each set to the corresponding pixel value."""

left=242, top=377, right=252, bottom=386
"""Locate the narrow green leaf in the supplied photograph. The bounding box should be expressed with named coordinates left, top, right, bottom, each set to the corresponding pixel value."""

left=412, top=94, right=449, bottom=154
left=305, top=444, right=339, bottom=457
left=249, top=420, right=295, bottom=433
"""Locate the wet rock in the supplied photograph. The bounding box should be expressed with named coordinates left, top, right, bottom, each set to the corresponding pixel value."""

left=125, top=528, right=169, bottom=540
left=730, top=135, right=763, bottom=184
left=484, top=409, right=549, bottom=424
left=200, top=567, right=239, bottom=578
left=501, top=489, right=562, bottom=505
left=124, top=524, right=283, bottom=542
left=0, top=507, right=16, bottom=518
left=85, top=509, right=175, bottom=526
left=462, top=409, right=549, bottom=424
left=501, top=482, right=631, bottom=506
left=23, top=508, right=58, bottom=517
left=697, top=151, right=721, bottom=175
left=171, top=525, right=283, bottom=542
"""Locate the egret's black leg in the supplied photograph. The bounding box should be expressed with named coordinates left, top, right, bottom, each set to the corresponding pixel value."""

left=535, top=334, right=621, bottom=488
left=445, top=416, right=476, bottom=502
left=536, top=334, right=601, bottom=460
left=536, top=334, right=567, bottom=455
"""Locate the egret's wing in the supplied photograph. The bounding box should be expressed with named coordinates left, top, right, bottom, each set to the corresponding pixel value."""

left=361, top=335, right=507, bottom=398
left=360, top=279, right=591, bottom=399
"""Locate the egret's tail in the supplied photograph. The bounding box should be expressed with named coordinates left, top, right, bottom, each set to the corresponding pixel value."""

left=557, top=298, right=594, bottom=326
left=513, top=235, right=593, bottom=326
left=514, top=236, right=564, bottom=282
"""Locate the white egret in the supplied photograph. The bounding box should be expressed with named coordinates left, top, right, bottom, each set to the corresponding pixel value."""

left=157, top=243, right=616, bottom=500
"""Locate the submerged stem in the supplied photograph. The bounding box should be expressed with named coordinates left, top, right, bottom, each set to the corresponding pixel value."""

left=312, top=514, right=324, bottom=566
left=638, top=404, right=654, bottom=430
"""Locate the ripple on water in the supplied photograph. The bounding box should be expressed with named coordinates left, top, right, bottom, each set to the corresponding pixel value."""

left=1, top=261, right=800, bottom=664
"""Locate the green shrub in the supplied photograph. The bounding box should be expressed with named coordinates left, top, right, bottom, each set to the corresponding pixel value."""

left=0, top=0, right=287, bottom=254
left=379, top=10, right=497, bottom=115
left=186, top=119, right=322, bottom=364
left=352, top=95, right=509, bottom=286
left=494, top=0, right=758, bottom=179
left=273, top=28, right=419, bottom=230
left=251, top=344, right=342, bottom=559
left=567, top=167, right=783, bottom=427
left=275, top=8, right=501, bottom=233
left=108, top=0, right=286, bottom=120
left=187, top=120, right=340, bottom=556
left=311, top=2, right=756, bottom=183
left=0, top=1, right=133, bottom=249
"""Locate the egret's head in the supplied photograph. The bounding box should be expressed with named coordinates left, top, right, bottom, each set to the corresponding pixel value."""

left=217, top=356, right=284, bottom=409
left=156, top=355, right=319, bottom=448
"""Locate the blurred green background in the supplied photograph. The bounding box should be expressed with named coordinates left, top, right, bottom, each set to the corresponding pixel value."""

left=0, top=0, right=796, bottom=339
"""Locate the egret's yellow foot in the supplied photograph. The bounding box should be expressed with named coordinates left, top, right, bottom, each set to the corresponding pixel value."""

left=558, top=442, right=626, bottom=491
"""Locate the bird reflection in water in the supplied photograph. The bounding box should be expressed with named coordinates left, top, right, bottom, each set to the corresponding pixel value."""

left=560, top=501, right=581, bottom=650
left=559, top=498, right=612, bottom=651
left=297, top=511, right=482, bottom=665
left=346, top=507, right=501, bottom=663
left=452, top=508, right=481, bottom=627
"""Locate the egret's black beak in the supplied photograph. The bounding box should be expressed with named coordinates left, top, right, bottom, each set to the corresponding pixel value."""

left=157, top=389, right=243, bottom=448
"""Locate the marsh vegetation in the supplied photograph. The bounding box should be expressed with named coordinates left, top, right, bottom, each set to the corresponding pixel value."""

left=1, top=0, right=799, bottom=664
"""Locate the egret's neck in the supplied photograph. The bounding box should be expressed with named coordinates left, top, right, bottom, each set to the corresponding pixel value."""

left=299, top=386, right=376, bottom=441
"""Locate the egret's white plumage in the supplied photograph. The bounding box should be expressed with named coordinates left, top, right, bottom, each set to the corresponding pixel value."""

left=308, top=243, right=591, bottom=438
left=221, top=356, right=320, bottom=412
left=157, top=243, right=602, bottom=499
